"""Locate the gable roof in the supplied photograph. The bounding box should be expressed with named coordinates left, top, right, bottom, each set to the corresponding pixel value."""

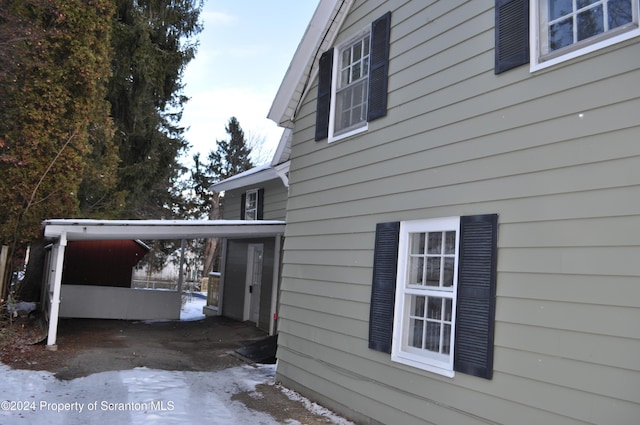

left=210, top=1, right=352, bottom=193
left=267, top=0, right=353, bottom=129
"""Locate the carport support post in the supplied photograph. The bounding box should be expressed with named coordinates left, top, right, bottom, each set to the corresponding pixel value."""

left=177, top=239, right=185, bottom=293
left=46, top=232, right=67, bottom=350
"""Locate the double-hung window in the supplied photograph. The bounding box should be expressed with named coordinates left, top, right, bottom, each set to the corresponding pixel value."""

left=333, top=33, right=371, bottom=137
left=392, top=217, right=460, bottom=376
left=533, top=0, right=640, bottom=69
left=241, top=188, right=263, bottom=220
left=369, top=215, right=498, bottom=380
left=494, top=0, right=640, bottom=73
left=315, top=12, right=391, bottom=142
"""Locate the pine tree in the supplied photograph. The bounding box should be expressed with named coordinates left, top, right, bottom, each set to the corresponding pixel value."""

left=189, top=117, right=255, bottom=274
left=107, top=0, right=202, bottom=219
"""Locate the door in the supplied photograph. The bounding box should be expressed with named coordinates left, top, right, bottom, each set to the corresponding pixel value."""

left=244, top=244, right=263, bottom=323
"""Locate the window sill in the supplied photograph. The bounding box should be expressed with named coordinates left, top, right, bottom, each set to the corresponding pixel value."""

left=391, top=352, right=455, bottom=378
left=530, top=26, right=640, bottom=73
left=328, top=123, right=368, bottom=144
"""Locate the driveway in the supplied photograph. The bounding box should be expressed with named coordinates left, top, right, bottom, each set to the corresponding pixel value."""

left=0, top=315, right=354, bottom=425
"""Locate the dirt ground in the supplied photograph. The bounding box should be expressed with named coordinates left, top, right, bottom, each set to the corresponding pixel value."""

left=0, top=314, right=350, bottom=425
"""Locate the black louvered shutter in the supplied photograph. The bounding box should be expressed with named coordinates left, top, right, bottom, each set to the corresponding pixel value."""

left=257, top=188, right=265, bottom=220
left=315, top=49, right=334, bottom=141
left=367, top=11, right=391, bottom=121
left=495, top=0, right=529, bottom=74
left=240, top=193, right=246, bottom=220
left=454, top=214, right=498, bottom=379
left=369, top=221, right=400, bottom=353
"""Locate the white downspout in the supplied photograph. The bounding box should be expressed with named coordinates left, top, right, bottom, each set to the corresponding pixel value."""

left=46, top=232, right=67, bottom=350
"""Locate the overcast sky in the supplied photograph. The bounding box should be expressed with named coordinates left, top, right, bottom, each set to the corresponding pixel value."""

left=180, top=1, right=318, bottom=165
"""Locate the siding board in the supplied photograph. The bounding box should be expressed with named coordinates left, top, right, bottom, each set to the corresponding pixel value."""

left=277, top=0, right=640, bottom=423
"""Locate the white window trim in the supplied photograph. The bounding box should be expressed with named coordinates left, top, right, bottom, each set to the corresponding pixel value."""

left=391, top=216, right=460, bottom=378
left=530, top=0, right=640, bottom=72
left=328, top=27, right=371, bottom=144
left=244, top=189, right=258, bottom=220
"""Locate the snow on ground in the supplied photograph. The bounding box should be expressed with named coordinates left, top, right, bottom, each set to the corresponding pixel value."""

left=0, top=295, right=355, bottom=425
left=0, top=363, right=281, bottom=425
left=180, top=292, right=207, bottom=321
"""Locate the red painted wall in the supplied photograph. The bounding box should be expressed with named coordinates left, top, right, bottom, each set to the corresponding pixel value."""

left=62, top=240, right=149, bottom=287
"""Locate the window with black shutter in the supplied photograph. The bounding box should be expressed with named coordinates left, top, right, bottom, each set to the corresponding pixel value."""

left=315, top=11, right=391, bottom=142
left=369, top=214, right=498, bottom=379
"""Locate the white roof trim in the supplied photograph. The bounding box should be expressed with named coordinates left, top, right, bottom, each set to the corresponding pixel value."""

left=271, top=128, right=292, bottom=166
left=42, top=219, right=285, bottom=241
left=267, top=0, right=353, bottom=128
left=209, top=164, right=279, bottom=192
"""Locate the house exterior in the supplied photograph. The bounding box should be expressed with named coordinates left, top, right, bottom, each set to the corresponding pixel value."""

left=267, top=0, right=640, bottom=424
left=209, top=149, right=290, bottom=334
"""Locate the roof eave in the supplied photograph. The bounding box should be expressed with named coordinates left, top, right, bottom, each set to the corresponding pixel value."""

left=267, top=0, right=353, bottom=128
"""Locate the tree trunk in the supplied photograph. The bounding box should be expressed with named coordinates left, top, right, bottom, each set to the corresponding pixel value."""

left=202, top=191, right=221, bottom=274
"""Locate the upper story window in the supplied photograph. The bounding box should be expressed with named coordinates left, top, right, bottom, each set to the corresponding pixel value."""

left=494, top=0, right=640, bottom=73
left=315, top=12, right=391, bottom=143
left=532, top=0, right=640, bottom=70
left=333, top=33, right=371, bottom=137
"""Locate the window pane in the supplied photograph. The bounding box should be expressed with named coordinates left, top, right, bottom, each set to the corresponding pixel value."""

left=444, top=231, right=456, bottom=255
left=410, top=233, right=425, bottom=254
left=577, top=0, right=599, bottom=8
left=426, top=257, right=440, bottom=286
left=353, top=42, right=362, bottom=61
left=577, top=5, right=604, bottom=41
left=608, top=0, right=633, bottom=29
left=409, top=318, right=424, bottom=348
left=426, top=321, right=440, bottom=352
left=342, top=49, right=351, bottom=68
left=247, top=193, right=257, bottom=208
left=444, top=298, right=452, bottom=321
left=352, top=61, right=362, bottom=81
left=427, top=232, right=442, bottom=254
left=341, top=68, right=350, bottom=86
left=549, top=18, right=574, bottom=51
left=442, top=324, right=451, bottom=355
left=245, top=210, right=256, bottom=220
left=412, top=295, right=425, bottom=317
left=550, top=0, right=573, bottom=20
left=427, top=297, right=442, bottom=320
left=408, top=256, right=424, bottom=285
left=364, top=36, right=370, bottom=56
left=443, top=257, right=455, bottom=287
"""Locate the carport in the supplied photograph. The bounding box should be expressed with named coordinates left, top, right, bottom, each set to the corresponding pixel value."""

left=41, top=219, right=285, bottom=349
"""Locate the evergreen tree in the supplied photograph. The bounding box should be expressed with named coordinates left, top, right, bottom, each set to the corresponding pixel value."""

left=0, top=0, right=116, bottom=298
left=188, top=117, right=254, bottom=274
left=189, top=117, right=254, bottom=219
left=107, top=0, right=202, bottom=219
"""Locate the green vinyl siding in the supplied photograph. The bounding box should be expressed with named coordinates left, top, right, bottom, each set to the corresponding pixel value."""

left=276, top=0, right=640, bottom=424
left=222, top=177, right=288, bottom=221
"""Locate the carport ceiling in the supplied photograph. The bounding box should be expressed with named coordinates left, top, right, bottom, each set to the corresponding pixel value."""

left=42, top=219, right=286, bottom=241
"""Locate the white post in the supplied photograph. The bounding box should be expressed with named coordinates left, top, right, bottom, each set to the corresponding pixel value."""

left=177, top=239, right=185, bottom=293
left=217, top=238, right=227, bottom=316
left=0, top=245, right=9, bottom=300
left=269, top=234, right=282, bottom=336
left=46, top=232, right=67, bottom=349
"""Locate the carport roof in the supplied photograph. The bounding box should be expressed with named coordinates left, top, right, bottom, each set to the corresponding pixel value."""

left=42, top=219, right=286, bottom=241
